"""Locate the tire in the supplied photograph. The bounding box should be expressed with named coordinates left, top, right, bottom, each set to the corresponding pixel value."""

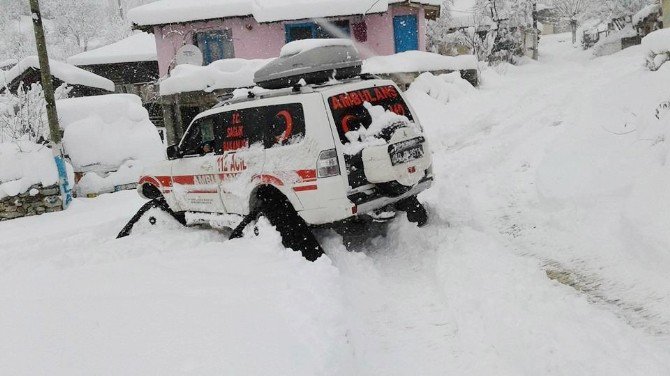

left=396, top=195, right=428, bottom=227
left=256, top=189, right=324, bottom=262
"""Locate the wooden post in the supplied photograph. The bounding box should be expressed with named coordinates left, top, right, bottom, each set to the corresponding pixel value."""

left=29, top=0, right=72, bottom=207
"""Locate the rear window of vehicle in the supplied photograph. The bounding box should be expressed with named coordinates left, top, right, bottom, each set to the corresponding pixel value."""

left=328, top=85, right=413, bottom=144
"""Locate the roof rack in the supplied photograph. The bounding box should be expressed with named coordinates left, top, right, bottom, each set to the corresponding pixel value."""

left=216, top=74, right=380, bottom=107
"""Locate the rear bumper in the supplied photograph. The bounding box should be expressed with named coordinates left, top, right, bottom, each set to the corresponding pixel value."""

left=298, top=176, right=433, bottom=226
left=352, top=177, right=433, bottom=216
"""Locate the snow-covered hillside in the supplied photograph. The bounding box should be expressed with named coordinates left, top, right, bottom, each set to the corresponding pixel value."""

left=1, top=34, right=669, bottom=375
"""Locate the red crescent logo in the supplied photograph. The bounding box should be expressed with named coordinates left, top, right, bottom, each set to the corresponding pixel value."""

left=341, top=114, right=356, bottom=134
left=275, top=110, right=293, bottom=143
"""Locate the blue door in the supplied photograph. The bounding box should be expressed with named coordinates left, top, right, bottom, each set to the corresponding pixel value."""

left=393, top=15, right=418, bottom=53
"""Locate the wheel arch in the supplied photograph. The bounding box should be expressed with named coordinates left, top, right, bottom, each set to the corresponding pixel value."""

left=249, top=184, right=302, bottom=213
left=137, top=177, right=163, bottom=200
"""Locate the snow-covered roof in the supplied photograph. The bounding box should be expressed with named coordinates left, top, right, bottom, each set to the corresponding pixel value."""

left=448, top=14, right=494, bottom=29
left=449, top=0, right=476, bottom=14
left=0, top=59, right=18, bottom=70
left=160, top=58, right=274, bottom=96
left=632, top=4, right=661, bottom=26
left=362, top=51, right=478, bottom=74
left=67, top=33, right=157, bottom=66
left=129, top=0, right=440, bottom=26
left=0, top=56, right=115, bottom=92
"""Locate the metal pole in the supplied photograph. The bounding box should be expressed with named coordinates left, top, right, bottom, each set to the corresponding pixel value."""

left=532, top=0, right=539, bottom=60
left=29, top=0, right=72, bottom=207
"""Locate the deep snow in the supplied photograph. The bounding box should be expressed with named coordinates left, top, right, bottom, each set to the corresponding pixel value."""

left=1, top=34, right=670, bottom=375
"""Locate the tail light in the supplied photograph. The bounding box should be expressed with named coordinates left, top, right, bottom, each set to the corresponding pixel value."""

left=317, top=149, right=340, bottom=178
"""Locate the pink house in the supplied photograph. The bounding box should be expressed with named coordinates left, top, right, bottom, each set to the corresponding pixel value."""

left=128, top=0, right=441, bottom=144
left=129, top=0, right=441, bottom=77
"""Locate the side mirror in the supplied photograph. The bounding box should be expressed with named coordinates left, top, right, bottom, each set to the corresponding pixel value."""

left=166, top=144, right=181, bottom=160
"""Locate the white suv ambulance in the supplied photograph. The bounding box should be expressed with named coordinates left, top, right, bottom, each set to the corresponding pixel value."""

left=125, top=41, right=434, bottom=261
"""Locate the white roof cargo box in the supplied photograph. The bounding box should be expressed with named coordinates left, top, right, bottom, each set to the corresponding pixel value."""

left=254, top=39, right=362, bottom=89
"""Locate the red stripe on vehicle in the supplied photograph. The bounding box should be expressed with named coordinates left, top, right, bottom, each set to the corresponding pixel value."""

left=293, top=185, right=318, bottom=192
left=254, top=174, right=284, bottom=186
left=296, top=169, right=317, bottom=181
left=172, top=175, right=197, bottom=185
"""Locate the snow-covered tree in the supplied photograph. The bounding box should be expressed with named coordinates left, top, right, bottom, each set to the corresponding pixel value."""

left=549, top=0, right=592, bottom=44
left=589, top=0, right=654, bottom=21
left=0, top=0, right=140, bottom=62
left=43, top=0, right=129, bottom=55
left=0, top=83, right=71, bottom=144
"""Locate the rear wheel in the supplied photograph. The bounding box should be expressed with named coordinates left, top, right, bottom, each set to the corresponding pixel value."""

left=231, top=188, right=324, bottom=262
left=396, top=195, right=428, bottom=227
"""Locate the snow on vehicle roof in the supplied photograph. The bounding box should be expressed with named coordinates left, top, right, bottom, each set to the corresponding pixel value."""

left=362, top=51, right=478, bottom=75
left=67, top=32, right=157, bottom=66
left=129, top=0, right=439, bottom=26
left=160, top=58, right=274, bottom=96
left=0, top=56, right=115, bottom=92
left=57, top=94, right=165, bottom=173
left=280, top=38, right=355, bottom=57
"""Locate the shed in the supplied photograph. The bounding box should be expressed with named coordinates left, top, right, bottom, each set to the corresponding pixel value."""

left=67, top=33, right=163, bottom=127
left=0, top=56, right=114, bottom=97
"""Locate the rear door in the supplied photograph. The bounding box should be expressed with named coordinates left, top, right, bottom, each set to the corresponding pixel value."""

left=216, top=107, right=266, bottom=215
left=170, top=115, right=226, bottom=213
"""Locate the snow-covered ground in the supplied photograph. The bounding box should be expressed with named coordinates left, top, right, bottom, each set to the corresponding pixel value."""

left=2, top=34, right=670, bottom=375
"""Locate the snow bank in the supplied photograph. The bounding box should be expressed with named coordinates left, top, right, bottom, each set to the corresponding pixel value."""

left=592, top=26, right=637, bottom=57
left=362, top=51, right=478, bottom=74
left=160, top=58, right=273, bottom=96
left=407, top=71, right=475, bottom=105
left=76, top=160, right=147, bottom=196
left=280, top=38, right=354, bottom=57
left=0, top=142, right=58, bottom=200
left=67, top=32, right=157, bottom=66
left=0, top=56, right=114, bottom=92
left=57, top=94, right=165, bottom=173
left=0, top=209, right=353, bottom=375
left=642, top=28, right=670, bottom=70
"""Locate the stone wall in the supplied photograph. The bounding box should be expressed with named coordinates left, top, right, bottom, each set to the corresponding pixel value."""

left=0, top=184, right=63, bottom=221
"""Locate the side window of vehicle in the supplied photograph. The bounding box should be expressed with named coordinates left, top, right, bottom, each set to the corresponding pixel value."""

left=219, top=103, right=305, bottom=152
left=261, top=103, right=306, bottom=148
left=220, top=109, right=263, bottom=152
left=180, top=116, right=218, bottom=156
